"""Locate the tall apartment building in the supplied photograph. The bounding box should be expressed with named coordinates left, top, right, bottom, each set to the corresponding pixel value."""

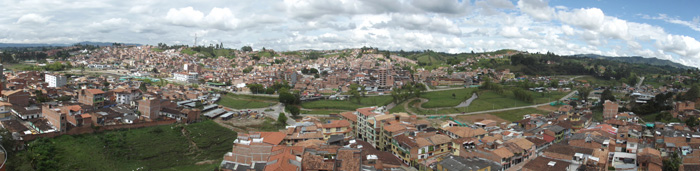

left=45, top=73, right=67, bottom=88
left=138, top=97, right=162, bottom=120
left=603, top=100, right=618, bottom=119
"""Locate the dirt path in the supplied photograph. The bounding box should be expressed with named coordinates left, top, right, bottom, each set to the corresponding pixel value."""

left=181, top=127, right=200, bottom=156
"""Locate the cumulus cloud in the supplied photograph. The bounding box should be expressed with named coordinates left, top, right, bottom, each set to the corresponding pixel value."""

left=165, top=7, right=204, bottom=27
left=411, top=0, right=471, bottom=15
left=558, top=8, right=605, bottom=30
left=165, top=7, right=238, bottom=30
left=88, top=18, right=129, bottom=33
left=16, top=13, right=52, bottom=24
left=518, top=0, right=555, bottom=20
left=1, top=0, right=700, bottom=68
left=373, top=14, right=462, bottom=35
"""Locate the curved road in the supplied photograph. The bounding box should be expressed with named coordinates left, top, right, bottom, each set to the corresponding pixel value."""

left=416, top=90, right=578, bottom=117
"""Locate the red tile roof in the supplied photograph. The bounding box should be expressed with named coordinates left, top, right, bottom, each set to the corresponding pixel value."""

left=259, top=132, right=285, bottom=145
left=85, top=89, right=105, bottom=94
left=321, top=120, right=350, bottom=128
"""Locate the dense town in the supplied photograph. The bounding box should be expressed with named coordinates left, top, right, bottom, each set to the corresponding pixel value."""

left=0, top=44, right=698, bottom=171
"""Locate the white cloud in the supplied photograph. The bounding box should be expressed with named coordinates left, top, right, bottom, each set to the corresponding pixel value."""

left=500, top=27, right=521, bottom=38
left=647, top=14, right=700, bottom=32
left=16, top=13, right=52, bottom=24
left=373, top=14, right=462, bottom=35
left=88, top=18, right=129, bottom=33
left=165, top=7, right=204, bottom=27
left=165, top=7, right=239, bottom=30
left=0, top=0, right=699, bottom=68
left=517, top=0, right=555, bottom=20
left=558, top=8, right=605, bottom=30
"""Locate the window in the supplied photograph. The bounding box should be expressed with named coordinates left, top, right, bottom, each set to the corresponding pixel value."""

left=336, top=128, right=341, bottom=131
left=326, top=128, right=331, bottom=132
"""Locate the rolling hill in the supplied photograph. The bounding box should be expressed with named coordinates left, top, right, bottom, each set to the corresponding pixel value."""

left=572, top=54, right=695, bottom=69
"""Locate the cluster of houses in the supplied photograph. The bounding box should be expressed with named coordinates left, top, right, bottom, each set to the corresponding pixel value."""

left=220, top=96, right=700, bottom=171
left=70, top=45, right=524, bottom=97
left=0, top=69, right=228, bottom=142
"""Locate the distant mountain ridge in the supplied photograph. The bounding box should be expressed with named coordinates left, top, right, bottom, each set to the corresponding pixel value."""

left=571, top=54, right=695, bottom=69
left=0, top=41, right=141, bottom=48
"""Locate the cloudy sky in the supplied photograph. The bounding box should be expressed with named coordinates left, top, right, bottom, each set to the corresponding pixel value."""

left=2, top=0, right=700, bottom=68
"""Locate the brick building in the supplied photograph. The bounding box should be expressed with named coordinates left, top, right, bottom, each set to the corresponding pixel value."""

left=78, top=89, right=106, bottom=109
left=603, top=100, right=618, bottom=119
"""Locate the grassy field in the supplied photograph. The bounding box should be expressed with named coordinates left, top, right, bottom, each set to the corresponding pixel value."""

left=420, top=88, right=476, bottom=108
left=217, top=94, right=277, bottom=109
left=574, top=76, right=620, bottom=87
left=301, top=109, right=351, bottom=115
left=486, top=107, right=549, bottom=122
left=9, top=120, right=236, bottom=171
left=4, top=63, right=35, bottom=71
left=388, top=100, right=410, bottom=114
left=301, top=96, right=393, bottom=110
left=412, top=90, right=566, bottom=115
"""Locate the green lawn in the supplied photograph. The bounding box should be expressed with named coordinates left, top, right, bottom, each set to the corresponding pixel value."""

left=301, top=109, right=351, bottom=115
left=420, top=88, right=476, bottom=108
left=413, top=90, right=562, bottom=115
left=532, top=91, right=569, bottom=104
left=640, top=112, right=682, bottom=123
left=217, top=94, right=276, bottom=109
left=301, top=96, right=393, bottom=110
left=488, top=107, right=549, bottom=122
left=9, top=120, right=236, bottom=171
left=388, top=99, right=419, bottom=114
left=4, top=63, right=35, bottom=71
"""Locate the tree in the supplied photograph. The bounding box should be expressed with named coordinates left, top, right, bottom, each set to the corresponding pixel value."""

left=286, top=105, right=300, bottom=118
left=348, top=84, right=361, bottom=104
left=247, top=84, right=265, bottom=94
left=277, top=113, right=288, bottom=126
left=139, top=83, right=147, bottom=92
left=279, top=88, right=300, bottom=105
left=194, top=101, right=204, bottom=109
left=452, top=93, right=456, bottom=99
left=600, top=88, right=615, bottom=103
left=152, top=68, right=159, bottom=73
left=241, top=46, right=253, bottom=52
left=663, top=151, right=681, bottom=171
left=685, top=116, right=699, bottom=128
left=681, top=85, right=699, bottom=101
left=578, top=88, right=591, bottom=101
left=569, top=101, right=578, bottom=108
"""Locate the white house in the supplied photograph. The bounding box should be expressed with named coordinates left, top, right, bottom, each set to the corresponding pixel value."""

left=113, top=88, right=141, bottom=106
left=45, top=74, right=67, bottom=88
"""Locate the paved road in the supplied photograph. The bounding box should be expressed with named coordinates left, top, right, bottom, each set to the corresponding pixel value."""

left=455, top=93, right=478, bottom=108
left=636, top=76, right=645, bottom=88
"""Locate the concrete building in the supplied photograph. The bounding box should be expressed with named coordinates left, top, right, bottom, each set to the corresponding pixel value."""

left=173, top=72, right=198, bottom=83
left=45, top=73, right=67, bottom=88
left=111, top=88, right=140, bottom=106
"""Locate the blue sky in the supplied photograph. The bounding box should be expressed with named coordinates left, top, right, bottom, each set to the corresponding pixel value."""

left=1, top=0, right=699, bottom=68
